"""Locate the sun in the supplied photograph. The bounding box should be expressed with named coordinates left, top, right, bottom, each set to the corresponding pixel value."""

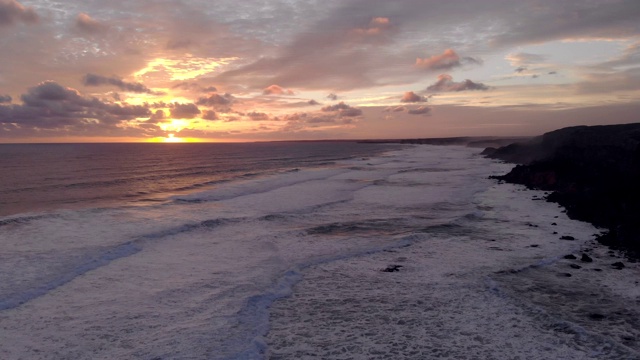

left=163, top=133, right=185, bottom=143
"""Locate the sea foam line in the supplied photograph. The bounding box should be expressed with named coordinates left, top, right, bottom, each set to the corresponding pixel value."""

left=0, top=217, right=238, bottom=311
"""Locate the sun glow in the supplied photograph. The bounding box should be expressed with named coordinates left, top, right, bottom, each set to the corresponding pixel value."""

left=164, top=133, right=184, bottom=142
left=134, top=55, right=239, bottom=81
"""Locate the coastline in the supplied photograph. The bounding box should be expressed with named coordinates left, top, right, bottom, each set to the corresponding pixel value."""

left=484, top=123, right=640, bottom=258
left=266, top=148, right=640, bottom=359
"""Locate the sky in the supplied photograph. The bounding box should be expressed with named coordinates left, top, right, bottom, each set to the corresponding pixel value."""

left=0, top=0, right=639, bottom=143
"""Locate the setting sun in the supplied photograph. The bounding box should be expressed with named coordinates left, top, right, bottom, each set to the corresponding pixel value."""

left=163, top=134, right=184, bottom=142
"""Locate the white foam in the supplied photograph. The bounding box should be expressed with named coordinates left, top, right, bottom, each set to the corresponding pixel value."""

left=1, top=145, right=638, bottom=359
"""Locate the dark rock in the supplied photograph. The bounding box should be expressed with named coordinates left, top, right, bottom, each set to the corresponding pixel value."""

left=570, top=264, right=582, bottom=269
left=381, top=264, right=403, bottom=272
left=560, top=235, right=575, bottom=240
left=589, top=313, right=606, bottom=320
left=480, top=147, right=497, bottom=156
left=611, top=262, right=625, bottom=270
left=486, top=123, right=640, bottom=258
left=558, top=272, right=573, bottom=277
left=564, top=254, right=577, bottom=259
left=581, top=254, right=593, bottom=262
left=529, top=244, right=539, bottom=247
left=552, top=222, right=557, bottom=226
left=553, top=231, right=558, bottom=235
left=593, top=268, right=603, bottom=272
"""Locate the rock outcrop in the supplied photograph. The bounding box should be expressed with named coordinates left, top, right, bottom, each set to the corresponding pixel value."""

left=487, top=123, right=640, bottom=255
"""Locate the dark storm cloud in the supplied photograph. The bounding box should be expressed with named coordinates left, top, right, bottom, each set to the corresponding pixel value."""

left=0, top=81, right=150, bottom=130
left=169, top=103, right=201, bottom=119
left=82, top=74, right=161, bottom=94
left=400, top=91, right=426, bottom=103
left=0, top=94, right=11, bottom=103
left=427, top=74, right=489, bottom=92
left=74, top=13, right=108, bottom=34
left=0, top=0, right=38, bottom=27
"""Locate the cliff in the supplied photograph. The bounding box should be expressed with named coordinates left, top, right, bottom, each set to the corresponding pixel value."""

left=486, top=123, right=640, bottom=255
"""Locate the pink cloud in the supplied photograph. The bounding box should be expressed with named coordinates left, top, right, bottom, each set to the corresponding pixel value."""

left=416, top=49, right=482, bottom=71
left=263, top=85, right=295, bottom=96
left=400, top=91, right=426, bottom=103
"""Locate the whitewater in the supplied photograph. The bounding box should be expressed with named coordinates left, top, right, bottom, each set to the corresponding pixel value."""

left=1, top=144, right=639, bottom=359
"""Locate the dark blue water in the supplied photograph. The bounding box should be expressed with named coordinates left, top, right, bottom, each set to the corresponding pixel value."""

left=0, top=142, right=400, bottom=217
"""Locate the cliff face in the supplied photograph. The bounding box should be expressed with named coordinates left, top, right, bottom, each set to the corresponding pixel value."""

left=487, top=123, right=640, bottom=254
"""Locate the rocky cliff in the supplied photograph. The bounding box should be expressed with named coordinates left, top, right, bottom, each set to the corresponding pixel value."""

left=486, top=123, right=640, bottom=255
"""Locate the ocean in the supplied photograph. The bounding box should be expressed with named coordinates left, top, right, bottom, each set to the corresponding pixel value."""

left=0, top=142, right=638, bottom=359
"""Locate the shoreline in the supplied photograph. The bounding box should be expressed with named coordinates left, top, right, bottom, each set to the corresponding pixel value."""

left=265, top=156, right=640, bottom=359
left=484, top=123, right=640, bottom=258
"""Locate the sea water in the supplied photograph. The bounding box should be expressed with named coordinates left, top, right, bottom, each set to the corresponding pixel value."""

left=0, top=143, right=638, bottom=359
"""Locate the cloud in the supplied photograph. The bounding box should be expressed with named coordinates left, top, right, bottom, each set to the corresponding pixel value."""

left=491, top=1, right=640, bottom=46
left=427, top=74, right=489, bottom=92
left=307, top=99, right=320, bottom=105
left=321, top=102, right=363, bottom=117
left=148, top=109, right=165, bottom=123
left=352, top=17, right=391, bottom=36
left=384, top=106, right=406, bottom=112
left=515, top=66, right=527, bottom=73
left=596, top=41, right=640, bottom=70
left=576, top=67, right=640, bottom=94
left=75, top=13, right=108, bottom=34
left=0, top=81, right=150, bottom=131
left=506, top=52, right=546, bottom=67
left=415, top=49, right=481, bottom=71
left=247, top=111, right=269, bottom=120
left=327, top=93, right=339, bottom=101
left=0, top=94, right=11, bottom=103
left=201, top=110, right=218, bottom=120
left=263, top=84, right=295, bottom=95
left=170, top=103, right=201, bottom=119
left=195, top=93, right=234, bottom=107
left=172, top=82, right=218, bottom=93
left=0, top=0, right=38, bottom=27
left=407, top=106, right=431, bottom=115
left=400, top=91, right=426, bottom=103
left=82, top=74, right=160, bottom=94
